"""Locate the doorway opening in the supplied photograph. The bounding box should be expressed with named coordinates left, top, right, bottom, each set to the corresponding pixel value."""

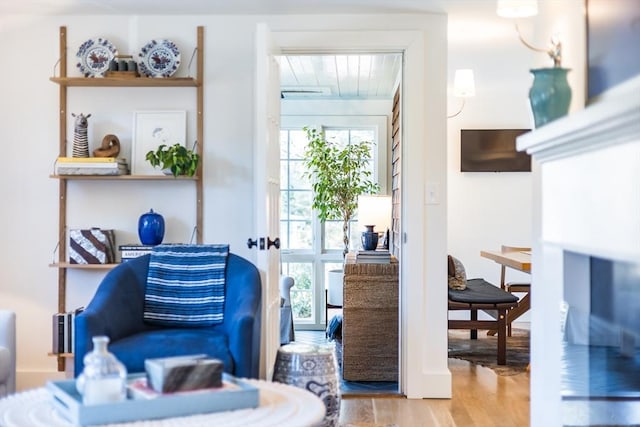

left=279, top=52, right=403, bottom=395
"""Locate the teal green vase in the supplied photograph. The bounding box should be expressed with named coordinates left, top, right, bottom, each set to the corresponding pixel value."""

left=529, top=67, right=571, bottom=128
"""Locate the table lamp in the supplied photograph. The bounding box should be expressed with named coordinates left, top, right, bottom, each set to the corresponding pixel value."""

left=357, top=195, right=392, bottom=251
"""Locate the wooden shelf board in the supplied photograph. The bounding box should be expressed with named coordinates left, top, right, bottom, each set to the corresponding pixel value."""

left=50, top=174, right=197, bottom=181
left=49, top=77, right=200, bottom=87
left=50, top=263, right=119, bottom=270
left=48, top=352, right=73, bottom=358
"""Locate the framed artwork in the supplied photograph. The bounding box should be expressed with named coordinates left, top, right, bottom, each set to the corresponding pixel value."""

left=132, top=110, right=187, bottom=175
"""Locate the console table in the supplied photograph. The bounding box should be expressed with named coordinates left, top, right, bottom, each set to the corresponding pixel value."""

left=342, top=253, right=399, bottom=381
left=0, top=380, right=324, bottom=427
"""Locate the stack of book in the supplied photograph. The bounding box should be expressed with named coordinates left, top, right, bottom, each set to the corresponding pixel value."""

left=55, top=157, right=129, bottom=176
left=119, top=244, right=155, bottom=261
left=52, top=307, right=84, bottom=354
left=355, top=250, right=391, bottom=264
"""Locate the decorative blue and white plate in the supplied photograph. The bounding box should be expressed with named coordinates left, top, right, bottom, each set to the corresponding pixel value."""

left=137, top=39, right=181, bottom=78
left=76, top=38, right=118, bottom=78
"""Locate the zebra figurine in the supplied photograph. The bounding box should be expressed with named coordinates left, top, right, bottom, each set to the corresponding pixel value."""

left=72, top=113, right=91, bottom=158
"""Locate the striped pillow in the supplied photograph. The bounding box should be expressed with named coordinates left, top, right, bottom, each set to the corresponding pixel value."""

left=143, top=244, right=229, bottom=327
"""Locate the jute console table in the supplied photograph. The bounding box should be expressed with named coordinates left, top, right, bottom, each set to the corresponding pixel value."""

left=342, top=253, right=399, bottom=381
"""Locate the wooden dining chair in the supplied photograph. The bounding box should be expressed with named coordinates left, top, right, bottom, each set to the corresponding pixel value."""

left=500, top=245, right=531, bottom=336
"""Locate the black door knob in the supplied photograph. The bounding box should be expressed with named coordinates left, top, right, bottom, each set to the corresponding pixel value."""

left=267, top=237, right=280, bottom=250
left=247, top=238, right=258, bottom=249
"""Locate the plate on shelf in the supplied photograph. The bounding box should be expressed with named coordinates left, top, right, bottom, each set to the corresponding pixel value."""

left=76, top=38, right=118, bottom=78
left=137, top=39, right=181, bottom=78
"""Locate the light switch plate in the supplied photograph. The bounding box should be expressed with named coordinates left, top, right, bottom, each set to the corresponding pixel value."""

left=425, top=182, right=440, bottom=205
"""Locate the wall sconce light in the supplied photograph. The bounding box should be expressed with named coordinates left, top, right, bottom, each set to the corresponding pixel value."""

left=447, top=69, right=476, bottom=119
left=496, top=0, right=562, bottom=67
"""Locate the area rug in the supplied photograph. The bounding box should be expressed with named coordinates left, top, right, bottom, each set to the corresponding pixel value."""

left=448, top=328, right=530, bottom=376
left=340, top=424, right=399, bottom=427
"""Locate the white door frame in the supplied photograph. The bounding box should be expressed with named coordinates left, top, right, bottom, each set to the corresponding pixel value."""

left=270, top=19, right=450, bottom=398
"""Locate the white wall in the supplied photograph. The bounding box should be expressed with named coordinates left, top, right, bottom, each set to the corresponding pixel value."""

left=0, top=4, right=584, bottom=395
left=447, top=9, right=535, bottom=309
left=1, top=15, right=260, bottom=387
left=0, top=13, right=449, bottom=396
left=446, top=2, right=585, bottom=316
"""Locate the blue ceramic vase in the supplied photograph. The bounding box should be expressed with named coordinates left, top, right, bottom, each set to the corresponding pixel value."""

left=361, top=225, right=379, bottom=251
left=529, top=67, right=571, bottom=128
left=138, top=209, right=165, bottom=245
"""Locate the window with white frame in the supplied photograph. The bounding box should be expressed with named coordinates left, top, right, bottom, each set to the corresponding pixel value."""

left=280, top=116, right=387, bottom=329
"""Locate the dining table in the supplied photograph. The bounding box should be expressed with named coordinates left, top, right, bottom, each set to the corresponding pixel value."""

left=480, top=248, right=531, bottom=329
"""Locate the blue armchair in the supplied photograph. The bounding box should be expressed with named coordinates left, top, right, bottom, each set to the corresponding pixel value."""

left=75, top=253, right=261, bottom=378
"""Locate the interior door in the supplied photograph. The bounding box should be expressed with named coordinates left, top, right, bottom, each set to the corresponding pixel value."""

left=254, top=22, right=282, bottom=380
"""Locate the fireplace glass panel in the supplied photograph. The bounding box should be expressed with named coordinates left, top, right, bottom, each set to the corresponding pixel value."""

left=561, top=253, right=640, bottom=425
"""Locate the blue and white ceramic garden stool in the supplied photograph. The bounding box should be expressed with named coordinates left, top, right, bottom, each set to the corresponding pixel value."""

left=272, top=342, right=340, bottom=427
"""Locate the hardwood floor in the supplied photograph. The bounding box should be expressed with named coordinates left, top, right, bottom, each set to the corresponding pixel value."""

left=338, top=358, right=530, bottom=427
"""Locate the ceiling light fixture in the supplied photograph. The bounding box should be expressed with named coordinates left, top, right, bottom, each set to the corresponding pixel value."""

left=496, top=0, right=538, bottom=18
left=496, top=0, right=562, bottom=67
left=447, top=69, right=475, bottom=119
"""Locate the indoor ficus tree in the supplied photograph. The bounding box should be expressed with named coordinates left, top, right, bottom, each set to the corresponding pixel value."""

left=302, top=126, right=380, bottom=257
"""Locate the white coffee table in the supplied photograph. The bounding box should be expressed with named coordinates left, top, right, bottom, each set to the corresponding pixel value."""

left=0, top=379, right=325, bottom=427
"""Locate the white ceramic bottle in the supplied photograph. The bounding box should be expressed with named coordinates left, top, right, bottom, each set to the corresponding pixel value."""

left=76, top=336, right=127, bottom=405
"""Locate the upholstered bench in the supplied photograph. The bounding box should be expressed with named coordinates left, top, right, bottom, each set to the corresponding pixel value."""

left=448, top=278, right=519, bottom=365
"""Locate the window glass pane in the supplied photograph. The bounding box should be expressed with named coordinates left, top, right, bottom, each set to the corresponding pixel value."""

left=289, top=220, right=312, bottom=249
left=280, top=130, right=289, bottom=158
left=325, top=129, right=349, bottom=149
left=280, top=191, right=289, bottom=219
left=279, top=220, right=289, bottom=249
left=289, top=160, right=311, bottom=190
left=280, top=162, right=289, bottom=190
left=350, top=129, right=375, bottom=145
left=288, top=191, right=312, bottom=220
left=324, top=220, right=360, bottom=252
left=289, top=130, right=308, bottom=159
left=283, top=262, right=313, bottom=320
left=324, top=220, right=343, bottom=250
left=348, top=220, right=360, bottom=251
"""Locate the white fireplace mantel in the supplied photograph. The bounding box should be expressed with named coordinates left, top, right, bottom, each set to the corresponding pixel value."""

left=516, top=75, right=640, bottom=427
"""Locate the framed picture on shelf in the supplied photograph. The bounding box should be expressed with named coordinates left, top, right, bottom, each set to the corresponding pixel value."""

left=132, top=110, right=187, bottom=175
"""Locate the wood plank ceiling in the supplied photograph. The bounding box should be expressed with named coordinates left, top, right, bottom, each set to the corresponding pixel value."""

left=279, top=54, right=402, bottom=100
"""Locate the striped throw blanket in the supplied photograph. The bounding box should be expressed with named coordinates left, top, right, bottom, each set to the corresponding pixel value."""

left=143, top=244, right=229, bottom=327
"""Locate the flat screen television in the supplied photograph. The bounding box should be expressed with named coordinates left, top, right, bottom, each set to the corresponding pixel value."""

left=460, top=129, right=531, bottom=172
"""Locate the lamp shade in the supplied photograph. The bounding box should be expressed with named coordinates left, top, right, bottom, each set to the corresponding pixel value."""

left=357, top=195, right=391, bottom=233
left=453, top=69, right=476, bottom=98
left=496, top=0, right=538, bottom=18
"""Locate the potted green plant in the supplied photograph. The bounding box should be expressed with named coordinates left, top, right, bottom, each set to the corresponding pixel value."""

left=145, top=143, right=200, bottom=177
left=302, top=126, right=380, bottom=257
